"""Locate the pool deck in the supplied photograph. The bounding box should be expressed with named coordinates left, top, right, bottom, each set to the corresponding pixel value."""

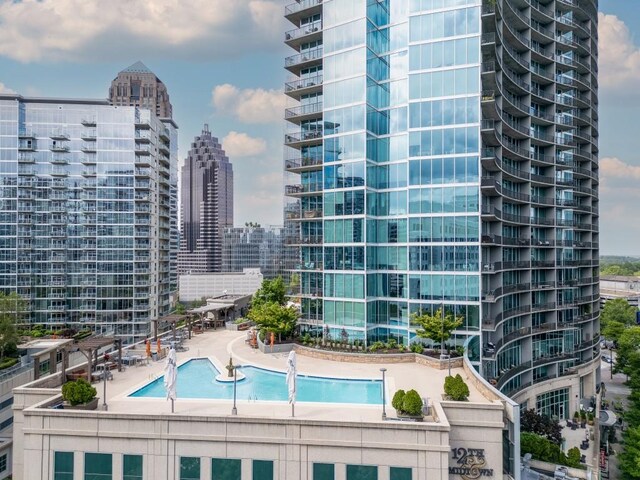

left=96, top=329, right=491, bottom=424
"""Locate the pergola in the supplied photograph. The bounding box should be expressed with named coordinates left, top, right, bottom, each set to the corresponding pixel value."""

left=76, top=336, right=123, bottom=382
left=187, top=303, right=234, bottom=330
left=151, top=313, right=190, bottom=341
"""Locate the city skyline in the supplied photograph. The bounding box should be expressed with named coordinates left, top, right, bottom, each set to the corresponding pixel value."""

left=0, top=0, right=636, bottom=254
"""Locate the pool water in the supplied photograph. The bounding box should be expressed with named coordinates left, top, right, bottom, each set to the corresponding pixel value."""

left=129, top=358, right=382, bottom=405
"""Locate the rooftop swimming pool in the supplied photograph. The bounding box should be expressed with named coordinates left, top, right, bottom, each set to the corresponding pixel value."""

left=129, top=358, right=382, bottom=405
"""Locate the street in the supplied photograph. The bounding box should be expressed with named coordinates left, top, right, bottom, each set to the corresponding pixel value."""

left=600, top=349, right=630, bottom=479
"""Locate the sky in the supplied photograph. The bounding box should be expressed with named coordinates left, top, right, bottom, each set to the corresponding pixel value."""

left=0, top=0, right=638, bottom=255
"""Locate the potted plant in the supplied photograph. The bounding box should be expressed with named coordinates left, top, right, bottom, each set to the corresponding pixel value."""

left=587, top=412, right=595, bottom=425
left=580, top=410, right=587, bottom=428
left=392, top=389, right=424, bottom=421
left=61, top=378, right=98, bottom=410
left=443, top=374, right=470, bottom=401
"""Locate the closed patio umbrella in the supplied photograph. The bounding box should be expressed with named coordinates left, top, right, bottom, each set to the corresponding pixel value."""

left=286, top=350, right=297, bottom=417
left=145, top=340, right=151, bottom=359
left=164, top=347, right=177, bottom=413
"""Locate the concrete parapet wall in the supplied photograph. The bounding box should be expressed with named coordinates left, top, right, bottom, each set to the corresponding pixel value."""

left=294, top=344, right=463, bottom=370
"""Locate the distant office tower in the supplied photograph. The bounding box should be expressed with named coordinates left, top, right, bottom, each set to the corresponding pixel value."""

left=109, top=61, right=173, bottom=119
left=283, top=0, right=599, bottom=433
left=0, top=93, right=178, bottom=342
left=222, top=225, right=285, bottom=279
left=179, top=125, right=233, bottom=274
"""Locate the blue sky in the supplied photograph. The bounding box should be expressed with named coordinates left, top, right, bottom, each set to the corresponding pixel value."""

left=0, top=0, right=638, bottom=254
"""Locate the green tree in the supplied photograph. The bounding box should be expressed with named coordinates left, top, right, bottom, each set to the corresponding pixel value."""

left=247, top=302, right=299, bottom=341
left=411, top=307, right=462, bottom=355
left=614, top=326, right=640, bottom=377
left=620, top=426, right=640, bottom=479
left=601, top=298, right=637, bottom=343
left=520, top=409, right=563, bottom=445
left=0, top=292, right=26, bottom=359
left=252, top=277, right=286, bottom=307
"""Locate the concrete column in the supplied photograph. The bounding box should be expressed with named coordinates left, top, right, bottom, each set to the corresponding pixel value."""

left=33, top=356, right=40, bottom=380
left=49, top=350, right=57, bottom=375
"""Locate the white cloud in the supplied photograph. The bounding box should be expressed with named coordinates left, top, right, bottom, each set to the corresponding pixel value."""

left=0, top=83, right=14, bottom=94
left=222, top=131, right=267, bottom=158
left=212, top=84, right=285, bottom=124
left=235, top=171, right=283, bottom=226
left=598, top=13, right=640, bottom=90
left=599, top=157, right=640, bottom=255
left=0, top=0, right=282, bottom=62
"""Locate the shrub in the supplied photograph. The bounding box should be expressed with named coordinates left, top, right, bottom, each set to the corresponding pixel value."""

left=410, top=343, right=424, bottom=354
left=369, top=341, right=385, bottom=352
left=61, top=379, right=97, bottom=406
left=402, top=389, right=424, bottom=416
left=0, top=357, right=18, bottom=370
left=392, top=389, right=406, bottom=411
left=567, top=447, right=581, bottom=468
left=444, top=374, right=470, bottom=401
left=387, top=339, right=397, bottom=350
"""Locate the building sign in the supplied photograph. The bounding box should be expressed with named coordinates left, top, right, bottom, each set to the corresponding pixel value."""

left=450, top=447, right=494, bottom=479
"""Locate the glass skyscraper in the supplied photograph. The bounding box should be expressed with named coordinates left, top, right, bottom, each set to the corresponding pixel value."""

left=0, top=94, right=178, bottom=343
left=284, top=0, right=599, bottom=412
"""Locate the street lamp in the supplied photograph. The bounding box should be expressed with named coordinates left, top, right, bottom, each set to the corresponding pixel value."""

left=380, top=368, right=387, bottom=420
left=232, top=365, right=238, bottom=415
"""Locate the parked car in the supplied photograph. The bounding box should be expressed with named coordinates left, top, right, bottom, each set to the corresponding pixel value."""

left=602, top=355, right=613, bottom=364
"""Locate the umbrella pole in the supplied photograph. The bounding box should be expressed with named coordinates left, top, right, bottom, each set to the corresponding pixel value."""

left=292, top=403, right=294, bottom=418
left=171, top=398, right=174, bottom=414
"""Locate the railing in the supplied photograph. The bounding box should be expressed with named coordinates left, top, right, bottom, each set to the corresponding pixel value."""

left=285, top=47, right=323, bottom=68
left=285, top=102, right=323, bottom=119
left=285, top=74, right=323, bottom=93
left=285, top=21, right=322, bottom=42
left=285, top=0, right=322, bottom=16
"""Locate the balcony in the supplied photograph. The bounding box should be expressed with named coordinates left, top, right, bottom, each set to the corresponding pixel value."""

left=18, top=153, right=35, bottom=164
left=285, top=156, right=322, bottom=173
left=81, top=143, right=97, bottom=153
left=285, top=47, right=323, bottom=74
left=285, top=102, right=323, bottom=123
left=50, top=144, right=69, bottom=152
left=285, top=74, right=323, bottom=99
left=284, top=130, right=323, bottom=147
left=285, top=183, right=322, bottom=197
left=81, top=131, right=97, bottom=141
left=285, top=21, right=322, bottom=49
left=284, top=0, right=322, bottom=23
left=50, top=131, right=70, bottom=141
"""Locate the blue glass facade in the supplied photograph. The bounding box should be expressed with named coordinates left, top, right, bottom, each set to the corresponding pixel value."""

left=0, top=95, right=178, bottom=342
left=284, top=0, right=599, bottom=404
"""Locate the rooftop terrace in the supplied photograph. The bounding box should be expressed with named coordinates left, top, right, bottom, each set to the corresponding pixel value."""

left=23, top=329, right=497, bottom=424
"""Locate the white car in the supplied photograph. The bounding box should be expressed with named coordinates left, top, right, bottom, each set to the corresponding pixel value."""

left=602, top=355, right=613, bottom=364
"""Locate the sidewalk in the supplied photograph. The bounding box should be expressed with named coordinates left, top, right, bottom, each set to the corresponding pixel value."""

left=600, top=350, right=630, bottom=479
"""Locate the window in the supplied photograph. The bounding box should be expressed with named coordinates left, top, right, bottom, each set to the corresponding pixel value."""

left=212, top=458, right=241, bottom=480
left=54, top=452, right=74, bottom=480
left=252, top=460, right=273, bottom=480
left=180, top=457, right=201, bottom=480
left=313, top=463, right=335, bottom=480
left=347, top=465, right=378, bottom=480
left=84, top=453, right=112, bottom=480
left=123, top=455, right=143, bottom=480
left=0, top=454, right=6, bottom=473
left=390, top=467, right=412, bottom=480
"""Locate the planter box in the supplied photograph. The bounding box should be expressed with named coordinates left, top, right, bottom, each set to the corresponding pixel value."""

left=226, top=321, right=252, bottom=332
left=62, top=397, right=99, bottom=411
left=257, top=334, right=294, bottom=354
left=395, top=410, right=424, bottom=422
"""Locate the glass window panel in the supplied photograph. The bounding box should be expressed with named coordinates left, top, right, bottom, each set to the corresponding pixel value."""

left=313, top=463, right=335, bottom=480
left=347, top=465, right=378, bottom=480
left=253, top=460, right=274, bottom=480
left=212, top=458, right=241, bottom=480
left=54, top=452, right=74, bottom=480
left=390, top=467, right=412, bottom=480
left=180, top=457, right=201, bottom=480
left=123, top=455, right=143, bottom=480
left=85, top=453, right=112, bottom=480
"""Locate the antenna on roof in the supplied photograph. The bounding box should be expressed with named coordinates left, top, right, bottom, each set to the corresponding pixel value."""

left=203, top=124, right=210, bottom=133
